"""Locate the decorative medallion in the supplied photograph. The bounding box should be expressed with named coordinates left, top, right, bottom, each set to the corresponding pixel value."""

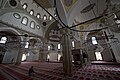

left=81, top=3, right=95, bottom=13
left=9, top=0, right=18, bottom=8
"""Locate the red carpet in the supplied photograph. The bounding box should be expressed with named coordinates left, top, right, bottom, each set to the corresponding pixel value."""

left=0, top=62, right=120, bottom=80
left=0, top=64, right=32, bottom=80
left=0, top=72, right=7, bottom=80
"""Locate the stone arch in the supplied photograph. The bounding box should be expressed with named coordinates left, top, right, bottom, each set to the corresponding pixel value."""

left=68, top=0, right=106, bottom=26
left=67, top=0, right=82, bottom=26
left=44, top=21, right=58, bottom=39
left=44, top=21, right=61, bottom=42
left=0, top=27, right=23, bottom=41
left=29, top=37, right=38, bottom=47
left=83, top=23, right=104, bottom=41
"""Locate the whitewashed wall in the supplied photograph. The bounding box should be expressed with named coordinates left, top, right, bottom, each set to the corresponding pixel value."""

left=26, top=51, right=39, bottom=61
left=49, top=51, right=58, bottom=61
left=2, top=49, right=19, bottom=63
left=0, top=11, right=43, bottom=37
left=110, top=32, right=120, bottom=62
left=20, top=0, right=55, bottom=19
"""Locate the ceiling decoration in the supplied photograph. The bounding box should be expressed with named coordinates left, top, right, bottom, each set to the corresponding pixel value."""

left=33, top=0, right=106, bottom=33
left=88, top=30, right=103, bottom=36
left=64, top=0, right=73, bottom=7
left=81, top=3, right=96, bottom=13
left=63, top=0, right=78, bottom=12
left=74, top=16, right=103, bottom=29
left=33, top=0, right=52, bottom=8
left=74, top=17, right=104, bottom=39
left=48, top=29, right=61, bottom=42
left=48, top=37, right=60, bottom=42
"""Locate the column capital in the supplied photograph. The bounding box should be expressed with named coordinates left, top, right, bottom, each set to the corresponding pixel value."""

left=60, top=27, right=70, bottom=35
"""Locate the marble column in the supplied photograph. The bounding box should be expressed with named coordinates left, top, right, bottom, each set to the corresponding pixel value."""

left=61, top=28, right=73, bottom=75
left=15, top=45, right=23, bottom=65
left=39, top=50, right=44, bottom=61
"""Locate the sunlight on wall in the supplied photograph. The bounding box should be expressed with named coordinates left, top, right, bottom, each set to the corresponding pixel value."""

left=27, top=53, right=30, bottom=56
left=48, top=46, right=51, bottom=50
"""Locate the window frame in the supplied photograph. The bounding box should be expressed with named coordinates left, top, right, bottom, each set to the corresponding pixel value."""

left=29, top=9, right=34, bottom=15
left=21, top=16, right=28, bottom=26
left=48, top=45, right=51, bottom=50
left=43, top=15, right=47, bottom=20
left=72, top=41, right=75, bottom=48
left=22, top=3, right=28, bottom=9
left=49, top=16, right=52, bottom=20
left=30, top=21, right=35, bottom=29
left=36, top=13, right=41, bottom=19
left=0, top=37, right=7, bottom=44
left=36, top=25, right=40, bottom=29
left=95, top=52, right=103, bottom=61
left=25, top=42, right=29, bottom=48
left=13, top=13, right=21, bottom=19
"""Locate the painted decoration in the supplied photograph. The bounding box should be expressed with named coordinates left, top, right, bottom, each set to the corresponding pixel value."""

left=63, top=0, right=78, bottom=12
left=74, top=17, right=103, bottom=39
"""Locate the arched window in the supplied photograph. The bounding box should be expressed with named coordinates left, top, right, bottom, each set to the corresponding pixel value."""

left=54, top=13, right=57, bottom=17
left=72, top=41, right=75, bottom=47
left=36, top=25, right=40, bottom=29
left=36, top=13, right=41, bottom=19
left=58, top=43, right=61, bottom=49
left=43, top=15, right=47, bottom=20
left=0, top=37, right=7, bottom=44
left=25, top=42, right=29, bottom=48
left=30, top=21, right=35, bottom=29
left=49, top=16, right=52, bottom=20
left=92, top=37, right=98, bottom=45
left=22, top=3, right=27, bottom=9
left=21, top=16, right=28, bottom=25
left=13, top=13, right=21, bottom=19
left=48, top=45, right=51, bottom=50
left=29, top=10, right=34, bottom=15
left=22, top=54, right=27, bottom=61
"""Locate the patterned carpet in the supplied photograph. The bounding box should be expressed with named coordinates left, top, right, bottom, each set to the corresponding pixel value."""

left=74, top=65, right=120, bottom=80
left=0, top=62, right=120, bottom=80
left=0, top=72, right=6, bottom=80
